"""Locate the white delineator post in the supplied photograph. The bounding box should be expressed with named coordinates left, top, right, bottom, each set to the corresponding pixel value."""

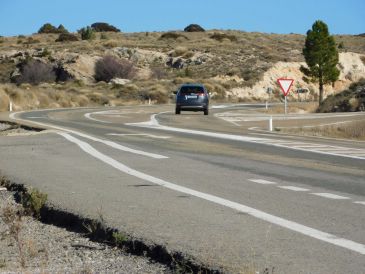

left=9, top=101, right=13, bottom=112
left=269, top=116, right=273, bottom=132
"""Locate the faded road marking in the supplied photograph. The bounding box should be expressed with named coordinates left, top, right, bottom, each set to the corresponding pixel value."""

left=311, top=193, right=350, bottom=200
left=248, top=179, right=277, bottom=185
left=278, top=186, right=309, bottom=192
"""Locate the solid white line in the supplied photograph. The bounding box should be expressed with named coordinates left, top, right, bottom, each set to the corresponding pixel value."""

left=58, top=132, right=365, bottom=255
left=248, top=179, right=277, bottom=185
left=107, top=133, right=171, bottom=139
left=353, top=201, right=365, bottom=206
left=84, top=112, right=112, bottom=124
left=278, top=186, right=310, bottom=192
left=10, top=112, right=168, bottom=159
left=311, top=193, right=350, bottom=200
left=127, top=113, right=365, bottom=161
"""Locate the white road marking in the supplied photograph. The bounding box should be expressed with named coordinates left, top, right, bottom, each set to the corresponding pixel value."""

left=10, top=112, right=168, bottom=159
left=278, top=186, right=309, bottom=192
left=353, top=201, right=365, bottom=206
left=248, top=179, right=277, bottom=185
left=127, top=113, right=365, bottom=160
left=84, top=112, right=112, bottom=124
left=311, top=193, right=350, bottom=200
left=107, top=133, right=171, bottom=139
left=58, top=132, right=365, bottom=255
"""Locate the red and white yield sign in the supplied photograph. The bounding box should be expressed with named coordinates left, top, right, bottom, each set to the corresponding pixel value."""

left=277, top=78, right=294, bottom=96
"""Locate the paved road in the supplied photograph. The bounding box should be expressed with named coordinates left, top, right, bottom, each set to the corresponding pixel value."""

left=1, top=104, right=365, bottom=273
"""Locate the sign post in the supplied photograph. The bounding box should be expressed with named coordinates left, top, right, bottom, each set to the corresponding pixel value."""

left=277, top=78, right=294, bottom=115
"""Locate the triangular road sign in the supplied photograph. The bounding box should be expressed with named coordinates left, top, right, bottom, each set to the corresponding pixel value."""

left=277, top=78, right=294, bottom=96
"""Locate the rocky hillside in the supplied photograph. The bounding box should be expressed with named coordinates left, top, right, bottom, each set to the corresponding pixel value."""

left=0, top=30, right=364, bottom=111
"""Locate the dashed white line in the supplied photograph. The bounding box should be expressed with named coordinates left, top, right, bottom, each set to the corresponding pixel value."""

left=311, top=193, right=350, bottom=200
left=354, top=201, right=365, bottom=206
left=278, top=186, right=309, bottom=192
left=127, top=113, right=365, bottom=160
left=248, top=179, right=277, bottom=185
left=59, top=132, right=365, bottom=255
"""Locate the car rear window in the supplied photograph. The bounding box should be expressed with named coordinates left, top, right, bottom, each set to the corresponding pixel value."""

left=179, top=86, right=204, bottom=95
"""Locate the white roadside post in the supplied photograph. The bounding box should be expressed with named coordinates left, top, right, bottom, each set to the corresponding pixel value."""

left=269, top=116, right=273, bottom=132
left=9, top=101, right=13, bottom=112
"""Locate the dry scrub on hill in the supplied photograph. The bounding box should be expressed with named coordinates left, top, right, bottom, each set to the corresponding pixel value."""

left=0, top=30, right=364, bottom=110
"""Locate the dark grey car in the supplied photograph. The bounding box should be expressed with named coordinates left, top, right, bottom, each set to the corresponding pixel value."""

left=175, top=83, right=209, bottom=115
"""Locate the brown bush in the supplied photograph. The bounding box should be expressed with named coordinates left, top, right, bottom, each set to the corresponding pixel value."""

left=55, top=33, right=79, bottom=42
left=94, top=55, right=136, bottom=82
left=16, top=60, right=56, bottom=85
left=159, top=32, right=188, bottom=40
left=210, top=33, right=237, bottom=42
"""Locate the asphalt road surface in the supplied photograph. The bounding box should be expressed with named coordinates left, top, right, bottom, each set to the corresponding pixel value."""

left=1, top=104, right=365, bottom=273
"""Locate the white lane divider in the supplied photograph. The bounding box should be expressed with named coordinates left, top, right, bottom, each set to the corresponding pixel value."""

left=248, top=179, right=277, bottom=185
left=248, top=178, right=364, bottom=205
left=10, top=111, right=168, bottom=159
left=278, top=186, right=309, bottom=192
left=107, top=133, right=171, bottom=139
left=84, top=112, right=112, bottom=124
left=311, top=193, right=350, bottom=200
left=58, top=132, right=365, bottom=255
left=127, top=113, right=365, bottom=160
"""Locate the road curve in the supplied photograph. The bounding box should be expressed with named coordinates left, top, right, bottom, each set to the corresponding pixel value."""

left=1, top=104, right=365, bottom=273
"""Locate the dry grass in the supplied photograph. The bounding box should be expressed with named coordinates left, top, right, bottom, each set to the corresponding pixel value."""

left=280, top=120, right=365, bottom=140
left=257, top=102, right=318, bottom=114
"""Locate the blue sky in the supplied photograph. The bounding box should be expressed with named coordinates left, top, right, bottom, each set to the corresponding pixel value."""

left=1, top=0, right=364, bottom=36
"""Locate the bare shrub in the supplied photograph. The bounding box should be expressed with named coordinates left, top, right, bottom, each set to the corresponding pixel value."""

left=16, top=60, right=56, bottom=85
left=210, top=32, right=237, bottom=42
left=159, top=32, right=188, bottom=40
left=150, top=66, right=167, bottom=79
left=94, top=56, right=135, bottom=82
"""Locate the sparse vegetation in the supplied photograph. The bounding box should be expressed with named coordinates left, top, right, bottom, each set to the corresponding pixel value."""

left=280, top=120, right=365, bottom=140
left=15, top=60, right=56, bottom=85
left=79, top=26, right=96, bottom=40
left=94, top=55, right=135, bottom=82
left=38, top=23, right=68, bottom=34
left=112, top=231, right=126, bottom=246
left=318, top=78, right=365, bottom=112
left=55, top=33, right=79, bottom=42
left=1, top=200, right=26, bottom=267
left=91, top=22, right=120, bottom=32
left=184, top=24, right=205, bottom=32
left=21, top=188, right=48, bottom=219
left=159, top=32, right=188, bottom=40
left=210, top=32, right=237, bottom=42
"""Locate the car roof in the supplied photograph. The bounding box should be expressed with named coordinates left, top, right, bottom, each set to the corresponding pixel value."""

left=180, top=83, right=205, bottom=87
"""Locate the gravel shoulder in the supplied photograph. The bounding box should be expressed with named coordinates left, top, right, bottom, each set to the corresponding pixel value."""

left=0, top=189, right=168, bottom=273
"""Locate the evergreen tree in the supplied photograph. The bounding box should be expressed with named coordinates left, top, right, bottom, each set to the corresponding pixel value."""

left=300, top=20, right=340, bottom=105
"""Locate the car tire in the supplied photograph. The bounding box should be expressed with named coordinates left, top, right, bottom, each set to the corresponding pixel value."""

left=204, top=108, right=209, bottom=115
left=175, top=107, right=181, bottom=115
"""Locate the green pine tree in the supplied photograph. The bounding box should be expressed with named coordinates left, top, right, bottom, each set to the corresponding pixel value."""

left=300, top=20, right=340, bottom=105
